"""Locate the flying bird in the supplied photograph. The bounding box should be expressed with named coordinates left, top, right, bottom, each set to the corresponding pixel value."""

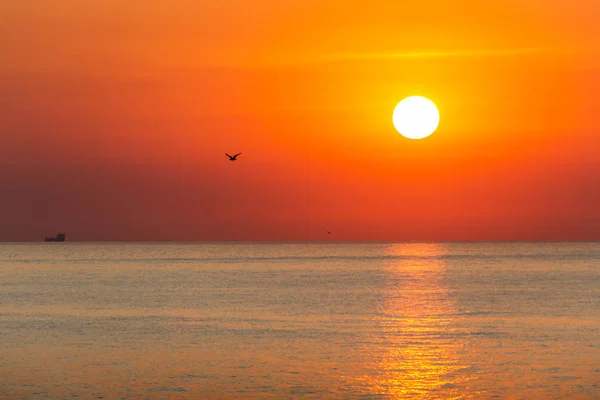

left=226, top=153, right=242, bottom=161
left=327, top=231, right=332, bottom=235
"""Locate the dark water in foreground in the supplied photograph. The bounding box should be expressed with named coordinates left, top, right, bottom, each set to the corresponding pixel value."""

left=1, top=242, right=599, bottom=399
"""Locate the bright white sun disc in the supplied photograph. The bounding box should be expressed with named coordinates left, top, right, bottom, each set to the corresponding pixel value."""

left=392, top=96, right=439, bottom=139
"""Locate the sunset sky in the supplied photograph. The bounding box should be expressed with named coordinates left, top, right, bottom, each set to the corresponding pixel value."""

left=2, top=1, right=599, bottom=241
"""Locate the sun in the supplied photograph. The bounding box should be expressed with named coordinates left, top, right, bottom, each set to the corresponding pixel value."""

left=392, top=96, right=440, bottom=140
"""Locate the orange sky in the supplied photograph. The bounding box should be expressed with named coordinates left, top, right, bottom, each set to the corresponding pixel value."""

left=1, top=0, right=599, bottom=241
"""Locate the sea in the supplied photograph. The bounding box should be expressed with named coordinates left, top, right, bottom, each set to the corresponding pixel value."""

left=1, top=242, right=599, bottom=399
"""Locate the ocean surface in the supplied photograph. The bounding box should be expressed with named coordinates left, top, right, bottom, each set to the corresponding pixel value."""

left=1, top=242, right=599, bottom=399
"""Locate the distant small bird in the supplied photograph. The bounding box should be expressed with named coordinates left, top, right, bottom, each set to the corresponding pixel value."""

left=226, top=152, right=242, bottom=161
left=327, top=230, right=331, bottom=235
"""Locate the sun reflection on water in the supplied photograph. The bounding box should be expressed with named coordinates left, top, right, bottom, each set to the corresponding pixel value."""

left=359, top=243, right=474, bottom=399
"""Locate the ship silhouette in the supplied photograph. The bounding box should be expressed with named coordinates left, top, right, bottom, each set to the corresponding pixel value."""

left=44, top=233, right=66, bottom=242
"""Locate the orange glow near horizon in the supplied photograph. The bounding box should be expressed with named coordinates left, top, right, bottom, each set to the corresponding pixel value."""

left=1, top=1, right=600, bottom=241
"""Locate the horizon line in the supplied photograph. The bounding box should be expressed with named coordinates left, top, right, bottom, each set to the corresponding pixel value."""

left=1, top=239, right=599, bottom=244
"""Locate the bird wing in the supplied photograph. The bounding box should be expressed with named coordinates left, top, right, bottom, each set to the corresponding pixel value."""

left=234, top=153, right=242, bottom=158
left=225, top=153, right=232, bottom=158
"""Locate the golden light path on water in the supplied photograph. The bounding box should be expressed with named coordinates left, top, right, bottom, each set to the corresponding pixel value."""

left=357, top=243, right=477, bottom=399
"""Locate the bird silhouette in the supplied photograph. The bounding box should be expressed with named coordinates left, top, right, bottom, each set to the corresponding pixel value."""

left=327, top=231, right=332, bottom=235
left=226, top=153, right=242, bottom=161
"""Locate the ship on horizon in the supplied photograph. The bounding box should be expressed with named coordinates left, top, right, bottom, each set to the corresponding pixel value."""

left=44, top=233, right=66, bottom=242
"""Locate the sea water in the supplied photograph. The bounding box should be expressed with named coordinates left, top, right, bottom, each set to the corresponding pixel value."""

left=1, top=242, right=599, bottom=399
